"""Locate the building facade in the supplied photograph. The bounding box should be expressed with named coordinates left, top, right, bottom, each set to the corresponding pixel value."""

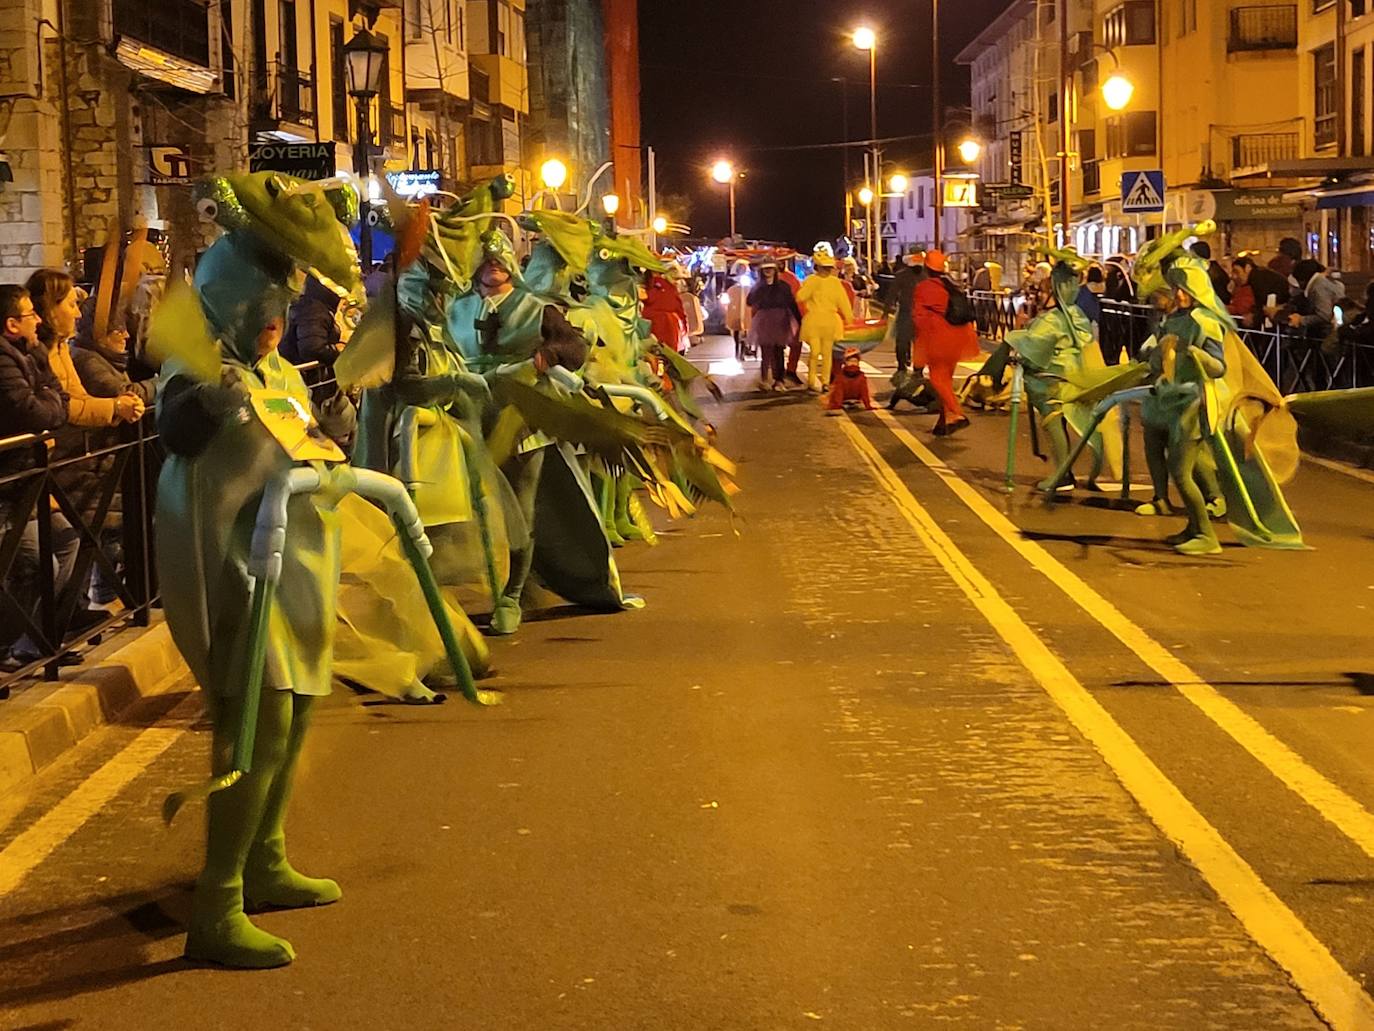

left=955, top=0, right=1369, bottom=278
left=0, top=0, right=643, bottom=282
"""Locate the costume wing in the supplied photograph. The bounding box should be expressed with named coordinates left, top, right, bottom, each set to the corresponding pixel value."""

left=598, top=233, right=667, bottom=273
left=335, top=283, right=397, bottom=390
left=489, top=375, right=670, bottom=480
left=146, top=277, right=220, bottom=384
left=519, top=211, right=597, bottom=275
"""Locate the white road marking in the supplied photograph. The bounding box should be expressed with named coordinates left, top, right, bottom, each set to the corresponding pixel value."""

left=0, top=695, right=198, bottom=897
left=837, top=413, right=1374, bottom=1030
left=869, top=408, right=1374, bottom=864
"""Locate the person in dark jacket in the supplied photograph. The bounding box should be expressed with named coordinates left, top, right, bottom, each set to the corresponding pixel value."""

left=71, top=323, right=158, bottom=405
left=889, top=248, right=927, bottom=372
left=746, top=260, right=803, bottom=390
left=0, top=285, right=83, bottom=672
left=281, top=274, right=354, bottom=447
left=1268, top=237, right=1302, bottom=282
left=1191, top=241, right=1231, bottom=305
left=281, top=274, right=343, bottom=367
left=1228, top=256, right=1290, bottom=328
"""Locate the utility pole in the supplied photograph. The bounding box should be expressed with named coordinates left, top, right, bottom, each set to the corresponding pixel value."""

left=932, top=0, right=943, bottom=251
left=868, top=39, right=880, bottom=270
left=1059, top=0, right=1071, bottom=244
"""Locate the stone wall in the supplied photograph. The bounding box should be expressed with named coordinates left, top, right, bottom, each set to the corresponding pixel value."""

left=0, top=0, right=65, bottom=279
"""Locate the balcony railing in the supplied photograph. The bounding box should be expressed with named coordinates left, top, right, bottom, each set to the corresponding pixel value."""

left=1231, top=131, right=1300, bottom=168
left=251, top=64, right=316, bottom=131
left=1228, top=5, right=1298, bottom=52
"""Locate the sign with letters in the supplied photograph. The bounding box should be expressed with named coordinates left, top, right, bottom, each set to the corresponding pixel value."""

left=248, top=142, right=337, bottom=181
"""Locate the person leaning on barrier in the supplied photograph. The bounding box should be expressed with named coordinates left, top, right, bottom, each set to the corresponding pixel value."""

left=25, top=271, right=144, bottom=429
left=1287, top=259, right=1343, bottom=341
left=0, top=285, right=83, bottom=674
left=1227, top=255, right=1290, bottom=330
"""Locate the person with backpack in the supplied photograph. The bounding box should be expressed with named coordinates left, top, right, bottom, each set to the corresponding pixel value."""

left=912, top=249, right=980, bottom=435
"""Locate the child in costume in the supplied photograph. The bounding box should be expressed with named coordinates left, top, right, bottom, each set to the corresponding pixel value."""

left=797, top=247, right=854, bottom=392
left=825, top=346, right=874, bottom=413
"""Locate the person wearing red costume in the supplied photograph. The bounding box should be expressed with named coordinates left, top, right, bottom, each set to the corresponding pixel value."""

left=912, top=249, right=980, bottom=435
left=824, top=347, right=874, bottom=412
left=642, top=270, right=688, bottom=352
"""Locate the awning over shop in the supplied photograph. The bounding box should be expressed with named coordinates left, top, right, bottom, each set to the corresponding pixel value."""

left=1314, top=187, right=1374, bottom=210
left=114, top=37, right=216, bottom=94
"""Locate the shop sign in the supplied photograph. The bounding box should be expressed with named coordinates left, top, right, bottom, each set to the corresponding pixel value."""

left=248, top=142, right=336, bottom=181
left=1187, top=189, right=1303, bottom=222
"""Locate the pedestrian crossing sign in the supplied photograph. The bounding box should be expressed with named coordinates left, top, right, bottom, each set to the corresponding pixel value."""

left=1121, top=170, right=1166, bottom=214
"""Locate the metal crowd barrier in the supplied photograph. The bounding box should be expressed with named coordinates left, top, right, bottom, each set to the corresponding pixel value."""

left=969, top=290, right=1374, bottom=394
left=0, top=359, right=342, bottom=700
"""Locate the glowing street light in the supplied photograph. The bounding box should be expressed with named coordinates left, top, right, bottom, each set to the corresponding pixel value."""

left=857, top=185, right=875, bottom=207
left=711, top=159, right=739, bottom=237
left=540, top=157, right=569, bottom=190
left=1102, top=73, right=1135, bottom=111
left=652, top=214, right=669, bottom=235
left=956, top=137, right=982, bottom=165
left=601, top=193, right=621, bottom=216
left=888, top=173, right=908, bottom=195
left=852, top=26, right=876, bottom=51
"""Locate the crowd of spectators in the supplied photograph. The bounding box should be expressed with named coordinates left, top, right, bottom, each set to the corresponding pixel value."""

left=0, top=262, right=160, bottom=678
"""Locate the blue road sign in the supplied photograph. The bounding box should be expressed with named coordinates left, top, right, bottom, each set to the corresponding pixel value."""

left=1121, top=170, right=1166, bottom=214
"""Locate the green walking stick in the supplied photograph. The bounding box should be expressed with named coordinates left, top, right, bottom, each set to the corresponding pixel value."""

left=1004, top=359, right=1023, bottom=493
left=346, top=466, right=501, bottom=707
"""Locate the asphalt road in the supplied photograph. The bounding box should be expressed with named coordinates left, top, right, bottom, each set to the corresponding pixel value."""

left=3, top=335, right=1374, bottom=1029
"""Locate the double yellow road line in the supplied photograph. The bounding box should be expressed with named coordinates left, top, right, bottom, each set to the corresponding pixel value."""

left=838, top=409, right=1374, bottom=1029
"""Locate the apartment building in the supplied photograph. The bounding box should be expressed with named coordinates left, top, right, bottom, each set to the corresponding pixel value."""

left=959, top=0, right=1319, bottom=274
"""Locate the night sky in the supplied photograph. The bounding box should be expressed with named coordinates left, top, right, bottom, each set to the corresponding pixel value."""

left=639, top=0, right=1006, bottom=249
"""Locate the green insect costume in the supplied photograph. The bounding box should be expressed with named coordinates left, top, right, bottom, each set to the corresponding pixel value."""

left=446, top=229, right=645, bottom=632
left=153, top=171, right=492, bottom=970
left=1005, top=247, right=1126, bottom=492
left=1132, top=226, right=1303, bottom=554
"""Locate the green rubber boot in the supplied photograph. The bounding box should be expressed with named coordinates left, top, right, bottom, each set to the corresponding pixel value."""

left=489, top=596, right=523, bottom=635
left=243, top=697, right=340, bottom=911
left=186, top=692, right=296, bottom=968
left=185, top=884, right=295, bottom=968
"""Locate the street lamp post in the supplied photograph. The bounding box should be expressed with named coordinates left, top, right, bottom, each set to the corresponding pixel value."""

left=711, top=159, right=737, bottom=239
left=344, top=26, right=388, bottom=269
left=854, top=27, right=879, bottom=269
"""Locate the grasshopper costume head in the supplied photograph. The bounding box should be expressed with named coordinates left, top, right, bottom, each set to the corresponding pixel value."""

left=193, top=233, right=299, bottom=367
left=195, top=172, right=360, bottom=292
left=1029, top=243, right=1089, bottom=312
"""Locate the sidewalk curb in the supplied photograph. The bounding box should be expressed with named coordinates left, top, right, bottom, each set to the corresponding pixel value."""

left=0, top=620, right=188, bottom=795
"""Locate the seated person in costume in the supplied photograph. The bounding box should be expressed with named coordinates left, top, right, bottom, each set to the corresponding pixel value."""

left=825, top=346, right=874, bottom=413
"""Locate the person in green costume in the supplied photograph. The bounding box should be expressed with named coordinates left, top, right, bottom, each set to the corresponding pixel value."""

left=1005, top=247, right=1122, bottom=492
left=156, top=229, right=345, bottom=968
left=152, top=171, right=486, bottom=968
left=1128, top=222, right=1303, bottom=553
left=1137, top=260, right=1232, bottom=555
